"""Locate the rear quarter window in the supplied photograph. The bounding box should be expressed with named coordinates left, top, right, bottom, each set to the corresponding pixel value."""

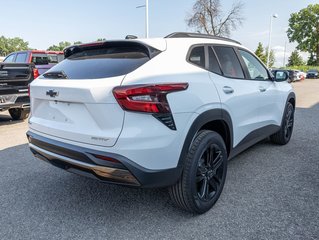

left=188, top=46, right=205, bottom=69
left=42, top=46, right=152, bottom=79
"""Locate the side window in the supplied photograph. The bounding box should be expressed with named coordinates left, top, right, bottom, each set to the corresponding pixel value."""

left=188, top=46, right=205, bottom=69
left=214, top=46, right=244, bottom=79
left=3, top=54, right=16, bottom=63
left=208, top=46, right=222, bottom=75
left=238, top=50, right=269, bottom=80
left=15, top=53, right=27, bottom=63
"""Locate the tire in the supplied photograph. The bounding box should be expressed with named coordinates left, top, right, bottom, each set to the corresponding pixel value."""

left=9, top=108, right=29, bottom=120
left=270, top=102, right=294, bottom=145
left=168, top=130, right=228, bottom=214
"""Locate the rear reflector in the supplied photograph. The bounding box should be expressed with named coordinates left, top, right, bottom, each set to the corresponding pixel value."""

left=113, top=83, right=188, bottom=113
left=93, top=154, right=121, bottom=164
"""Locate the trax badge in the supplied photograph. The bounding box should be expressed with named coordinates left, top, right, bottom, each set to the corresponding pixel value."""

left=46, top=90, right=59, bottom=98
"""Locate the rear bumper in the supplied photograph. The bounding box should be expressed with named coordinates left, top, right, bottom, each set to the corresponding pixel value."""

left=26, top=131, right=182, bottom=188
left=0, top=92, right=30, bottom=111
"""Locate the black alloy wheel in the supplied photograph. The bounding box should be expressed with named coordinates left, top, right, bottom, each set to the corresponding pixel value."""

left=196, top=143, right=224, bottom=202
left=169, top=130, right=227, bottom=214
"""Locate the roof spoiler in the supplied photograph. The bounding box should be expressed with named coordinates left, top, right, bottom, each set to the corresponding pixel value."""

left=64, top=41, right=160, bottom=59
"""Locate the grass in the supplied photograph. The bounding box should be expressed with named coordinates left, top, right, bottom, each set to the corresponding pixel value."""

left=281, top=66, right=319, bottom=72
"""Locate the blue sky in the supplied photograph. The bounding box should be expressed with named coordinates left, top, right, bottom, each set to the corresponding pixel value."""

left=1, top=0, right=318, bottom=66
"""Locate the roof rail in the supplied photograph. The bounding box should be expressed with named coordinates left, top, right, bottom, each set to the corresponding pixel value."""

left=165, top=32, right=241, bottom=45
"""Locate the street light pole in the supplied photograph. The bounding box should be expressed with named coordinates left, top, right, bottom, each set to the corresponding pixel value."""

left=283, top=40, right=287, bottom=67
left=267, top=14, right=278, bottom=68
left=136, top=0, right=149, bottom=38
left=145, top=0, right=149, bottom=38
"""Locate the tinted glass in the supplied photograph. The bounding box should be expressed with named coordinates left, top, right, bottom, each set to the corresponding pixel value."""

left=4, top=54, right=16, bottom=63
left=239, top=50, right=269, bottom=80
left=208, top=47, right=222, bottom=75
left=31, top=54, right=49, bottom=65
left=42, top=47, right=151, bottom=79
left=214, top=46, right=244, bottom=79
left=189, top=46, right=205, bottom=69
left=15, top=53, right=27, bottom=63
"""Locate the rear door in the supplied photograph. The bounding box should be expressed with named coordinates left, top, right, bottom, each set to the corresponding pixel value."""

left=207, top=45, right=262, bottom=147
left=29, top=41, right=162, bottom=147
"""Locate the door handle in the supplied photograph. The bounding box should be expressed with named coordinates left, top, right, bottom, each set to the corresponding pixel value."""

left=222, top=86, right=234, bottom=94
left=259, top=86, right=266, bottom=92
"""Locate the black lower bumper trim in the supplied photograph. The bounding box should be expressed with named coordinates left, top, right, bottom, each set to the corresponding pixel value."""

left=26, top=131, right=182, bottom=188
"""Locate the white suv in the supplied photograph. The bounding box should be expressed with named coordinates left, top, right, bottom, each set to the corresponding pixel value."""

left=27, top=32, right=295, bottom=213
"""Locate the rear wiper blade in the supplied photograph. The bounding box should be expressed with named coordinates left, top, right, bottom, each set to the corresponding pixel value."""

left=43, top=71, right=68, bottom=79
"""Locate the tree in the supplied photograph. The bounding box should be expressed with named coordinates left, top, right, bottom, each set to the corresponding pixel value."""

left=287, top=4, right=319, bottom=65
left=254, top=43, right=275, bottom=67
left=265, top=48, right=275, bottom=68
left=287, top=50, right=304, bottom=66
left=96, top=38, right=106, bottom=42
left=47, top=41, right=72, bottom=51
left=254, top=42, right=266, bottom=63
left=186, top=0, right=244, bottom=37
left=0, top=36, right=29, bottom=56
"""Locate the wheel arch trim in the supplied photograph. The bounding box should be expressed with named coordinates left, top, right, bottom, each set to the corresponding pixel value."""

left=177, top=108, right=233, bottom=168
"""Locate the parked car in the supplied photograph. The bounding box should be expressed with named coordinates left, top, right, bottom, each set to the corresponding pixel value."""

left=27, top=32, right=295, bottom=214
left=287, top=70, right=300, bottom=82
left=297, top=71, right=306, bottom=81
left=3, top=50, right=64, bottom=75
left=306, top=69, right=319, bottom=79
left=0, top=62, right=38, bottom=120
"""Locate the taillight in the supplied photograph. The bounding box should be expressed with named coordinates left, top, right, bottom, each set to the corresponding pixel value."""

left=113, top=83, right=188, bottom=130
left=113, top=83, right=188, bottom=113
left=33, top=68, right=39, bottom=79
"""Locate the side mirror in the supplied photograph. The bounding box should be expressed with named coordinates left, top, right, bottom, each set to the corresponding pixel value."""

left=274, top=70, right=289, bottom=82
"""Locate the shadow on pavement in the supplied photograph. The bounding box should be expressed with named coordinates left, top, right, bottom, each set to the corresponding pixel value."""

left=0, top=113, right=25, bottom=126
left=0, top=103, right=318, bottom=239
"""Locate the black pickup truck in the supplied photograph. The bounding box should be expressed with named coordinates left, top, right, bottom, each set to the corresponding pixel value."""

left=0, top=63, right=37, bottom=120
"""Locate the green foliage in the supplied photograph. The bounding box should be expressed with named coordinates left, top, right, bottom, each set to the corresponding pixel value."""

left=287, top=4, right=319, bottom=65
left=307, top=53, right=317, bottom=66
left=287, top=50, right=304, bottom=66
left=254, top=42, right=266, bottom=63
left=0, top=36, right=29, bottom=56
left=265, top=48, right=275, bottom=68
left=282, top=65, right=319, bottom=72
left=47, top=41, right=72, bottom=51
left=254, top=42, right=275, bottom=67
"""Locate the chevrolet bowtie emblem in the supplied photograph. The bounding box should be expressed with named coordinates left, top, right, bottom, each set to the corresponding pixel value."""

left=46, top=90, right=59, bottom=98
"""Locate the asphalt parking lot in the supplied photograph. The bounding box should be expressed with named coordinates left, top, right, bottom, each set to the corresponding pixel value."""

left=0, top=79, right=318, bottom=240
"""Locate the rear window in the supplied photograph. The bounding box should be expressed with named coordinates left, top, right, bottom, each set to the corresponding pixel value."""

left=42, top=46, right=153, bottom=79
left=31, top=54, right=49, bottom=65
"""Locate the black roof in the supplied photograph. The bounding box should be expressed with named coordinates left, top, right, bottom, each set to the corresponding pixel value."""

left=165, top=32, right=241, bottom=45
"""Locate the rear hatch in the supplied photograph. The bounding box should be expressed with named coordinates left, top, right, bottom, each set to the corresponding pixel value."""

left=29, top=40, right=164, bottom=147
left=0, top=63, right=33, bottom=94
